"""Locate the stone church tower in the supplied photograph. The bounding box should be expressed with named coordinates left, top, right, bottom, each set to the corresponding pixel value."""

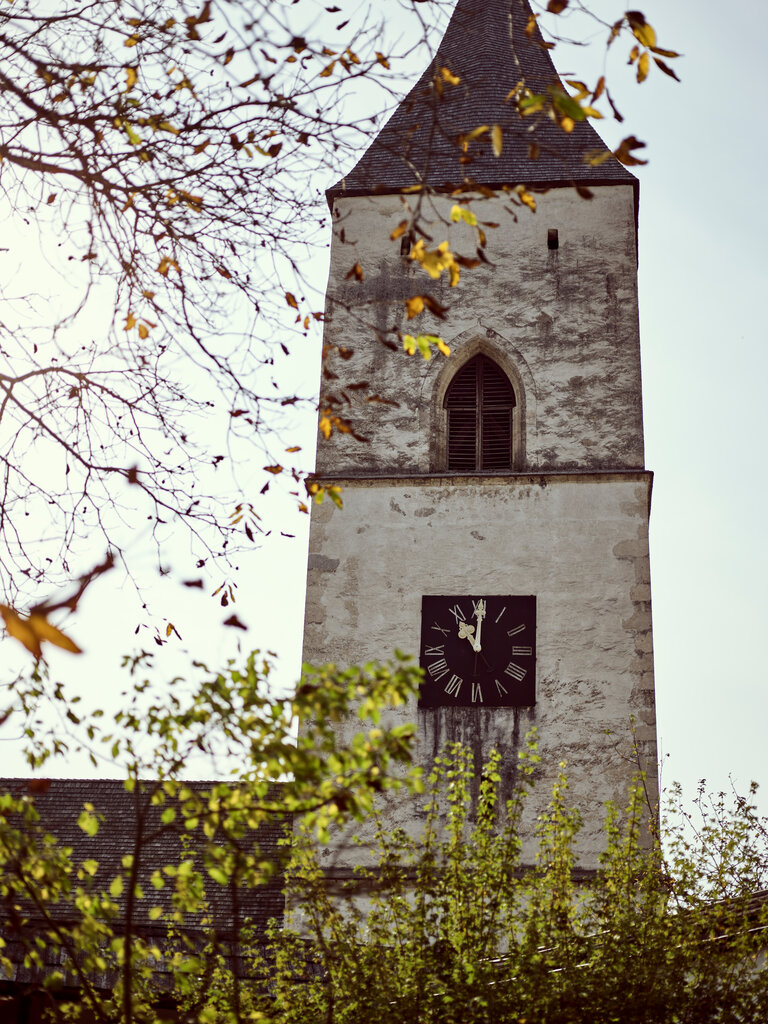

left=302, top=0, right=658, bottom=868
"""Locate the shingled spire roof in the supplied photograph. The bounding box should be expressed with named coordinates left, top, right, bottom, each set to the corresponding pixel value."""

left=331, top=0, right=634, bottom=199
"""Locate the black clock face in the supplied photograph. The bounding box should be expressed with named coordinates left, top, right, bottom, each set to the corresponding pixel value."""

left=418, top=595, right=536, bottom=708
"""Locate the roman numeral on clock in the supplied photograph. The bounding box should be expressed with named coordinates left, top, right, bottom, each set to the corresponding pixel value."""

left=447, top=604, right=467, bottom=626
left=471, top=682, right=483, bottom=703
left=504, top=661, right=526, bottom=681
left=424, top=644, right=445, bottom=657
left=494, top=679, right=508, bottom=698
left=445, top=674, right=463, bottom=697
left=428, top=658, right=450, bottom=681
left=511, top=645, right=532, bottom=656
left=506, top=623, right=525, bottom=637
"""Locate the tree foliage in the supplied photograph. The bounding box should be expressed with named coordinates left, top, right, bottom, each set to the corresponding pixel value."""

left=4, top=723, right=768, bottom=1022
left=269, top=744, right=768, bottom=1024
left=0, top=650, right=423, bottom=1022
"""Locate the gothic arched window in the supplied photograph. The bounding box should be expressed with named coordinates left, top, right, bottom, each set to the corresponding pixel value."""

left=444, top=355, right=516, bottom=471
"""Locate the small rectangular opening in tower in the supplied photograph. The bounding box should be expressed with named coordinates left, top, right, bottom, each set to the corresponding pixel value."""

left=547, top=228, right=559, bottom=250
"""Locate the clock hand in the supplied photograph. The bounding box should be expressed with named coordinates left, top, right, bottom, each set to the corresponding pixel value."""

left=472, top=599, right=486, bottom=653
left=474, top=647, right=491, bottom=676
left=457, top=620, right=476, bottom=650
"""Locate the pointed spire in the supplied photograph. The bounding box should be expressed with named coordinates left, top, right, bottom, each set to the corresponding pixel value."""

left=331, top=0, right=633, bottom=199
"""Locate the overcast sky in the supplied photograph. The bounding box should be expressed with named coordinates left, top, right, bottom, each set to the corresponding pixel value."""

left=590, top=0, right=768, bottom=807
left=2, top=0, right=766, bottom=817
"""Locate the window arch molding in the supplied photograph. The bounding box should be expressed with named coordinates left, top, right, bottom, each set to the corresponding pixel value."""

left=430, top=335, right=528, bottom=472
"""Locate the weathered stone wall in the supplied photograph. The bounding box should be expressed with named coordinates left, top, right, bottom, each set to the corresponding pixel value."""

left=302, top=472, right=657, bottom=871
left=318, top=184, right=643, bottom=475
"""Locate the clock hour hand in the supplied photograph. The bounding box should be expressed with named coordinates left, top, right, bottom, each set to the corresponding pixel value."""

left=457, top=620, right=477, bottom=651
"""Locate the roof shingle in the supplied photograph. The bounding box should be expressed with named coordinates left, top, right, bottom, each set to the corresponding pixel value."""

left=332, top=0, right=635, bottom=199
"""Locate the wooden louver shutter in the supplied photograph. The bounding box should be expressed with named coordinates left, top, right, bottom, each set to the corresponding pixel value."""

left=445, top=356, right=515, bottom=471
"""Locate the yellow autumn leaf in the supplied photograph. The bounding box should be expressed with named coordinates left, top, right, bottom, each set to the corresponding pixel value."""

left=440, top=66, right=460, bottom=85
left=125, top=66, right=138, bottom=90
left=464, top=125, right=489, bottom=144
left=630, top=19, right=657, bottom=50
left=560, top=116, right=574, bottom=133
left=565, top=79, right=590, bottom=100
left=437, top=338, right=451, bottom=357
left=375, top=52, right=390, bottom=70
left=403, top=334, right=417, bottom=356
left=319, top=416, right=332, bottom=440
left=491, top=124, right=503, bottom=157
left=124, top=34, right=140, bottom=48
left=319, top=61, right=336, bottom=78
left=518, top=93, right=545, bottom=116
left=516, top=187, right=537, bottom=212
left=28, top=615, right=82, bottom=655
left=409, top=240, right=460, bottom=285
left=405, top=296, right=425, bottom=319
left=157, top=256, right=180, bottom=277
left=450, top=205, right=478, bottom=227
left=124, top=124, right=142, bottom=146
left=0, top=605, right=82, bottom=660
left=637, top=51, right=650, bottom=83
left=124, top=312, right=137, bottom=331
left=390, top=220, right=408, bottom=241
left=138, top=323, right=148, bottom=339
left=651, top=46, right=681, bottom=59
left=584, top=148, right=613, bottom=167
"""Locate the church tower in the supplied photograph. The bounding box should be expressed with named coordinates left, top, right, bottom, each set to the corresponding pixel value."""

left=302, top=0, right=658, bottom=868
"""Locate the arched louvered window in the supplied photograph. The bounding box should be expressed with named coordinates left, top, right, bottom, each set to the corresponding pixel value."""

left=444, top=355, right=516, bottom=471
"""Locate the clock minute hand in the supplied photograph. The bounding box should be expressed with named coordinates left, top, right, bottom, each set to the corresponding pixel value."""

left=472, top=599, right=486, bottom=653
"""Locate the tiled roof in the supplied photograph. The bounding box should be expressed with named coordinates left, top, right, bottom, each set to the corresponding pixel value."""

left=0, top=777, right=286, bottom=986
left=331, top=0, right=635, bottom=198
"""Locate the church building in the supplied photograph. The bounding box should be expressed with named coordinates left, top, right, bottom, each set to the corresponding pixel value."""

left=302, top=0, right=658, bottom=869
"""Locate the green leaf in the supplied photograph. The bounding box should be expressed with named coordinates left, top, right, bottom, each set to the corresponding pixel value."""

left=77, top=809, right=99, bottom=836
